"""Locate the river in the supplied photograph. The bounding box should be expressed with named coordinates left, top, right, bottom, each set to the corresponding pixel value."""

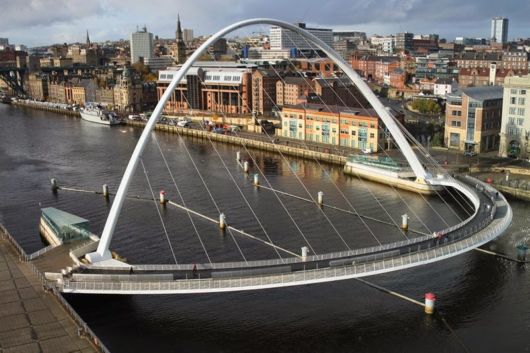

left=1, top=104, right=528, bottom=352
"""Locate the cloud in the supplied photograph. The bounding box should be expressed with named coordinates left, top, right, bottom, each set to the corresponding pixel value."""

left=0, top=0, right=528, bottom=47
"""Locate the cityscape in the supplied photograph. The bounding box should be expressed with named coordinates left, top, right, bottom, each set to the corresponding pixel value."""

left=0, top=1, right=529, bottom=352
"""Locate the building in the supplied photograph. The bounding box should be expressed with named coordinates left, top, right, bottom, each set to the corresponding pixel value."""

left=458, top=66, right=528, bottom=87
left=48, top=81, right=67, bottom=103
left=114, top=67, right=143, bottom=112
left=455, top=51, right=528, bottom=70
left=157, top=66, right=253, bottom=115
left=395, top=32, right=413, bottom=52
left=276, top=77, right=314, bottom=106
left=499, top=75, right=530, bottom=157
left=370, top=36, right=395, bottom=54
left=280, top=103, right=383, bottom=151
left=332, top=39, right=356, bottom=60
left=333, top=31, right=366, bottom=42
left=183, top=29, right=194, bottom=43
left=491, top=17, right=509, bottom=44
left=444, top=86, right=503, bottom=153
left=144, top=56, right=175, bottom=72
left=313, top=77, right=370, bottom=108
left=130, top=26, right=153, bottom=64
left=27, top=73, right=48, bottom=101
left=295, top=58, right=337, bottom=78
left=415, top=53, right=459, bottom=80
left=252, top=69, right=278, bottom=114
left=351, top=55, right=400, bottom=83
left=269, top=23, right=333, bottom=51
left=433, top=78, right=457, bottom=97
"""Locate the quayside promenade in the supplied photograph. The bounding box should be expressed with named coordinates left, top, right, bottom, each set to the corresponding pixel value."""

left=0, top=231, right=101, bottom=353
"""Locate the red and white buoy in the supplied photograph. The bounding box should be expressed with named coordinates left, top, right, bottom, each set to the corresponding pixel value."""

left=424, top=292, right=436, bottom=314
left=159, top=190, right=167, bottom=205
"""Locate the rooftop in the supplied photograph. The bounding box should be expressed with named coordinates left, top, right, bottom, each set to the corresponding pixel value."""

left=462, top=86, right=504, bottom=101
left=284, top=103, right=378, bottom=117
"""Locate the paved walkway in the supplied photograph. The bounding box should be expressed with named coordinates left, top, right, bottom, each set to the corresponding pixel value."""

left=0, top=238, right=97, bottom=353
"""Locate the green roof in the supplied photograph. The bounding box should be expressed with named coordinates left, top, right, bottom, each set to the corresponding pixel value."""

left=41, top=207, right=89, bottom=228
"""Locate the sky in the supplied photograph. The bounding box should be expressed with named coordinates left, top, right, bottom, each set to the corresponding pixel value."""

left=0, top=0, right=529, bottom=47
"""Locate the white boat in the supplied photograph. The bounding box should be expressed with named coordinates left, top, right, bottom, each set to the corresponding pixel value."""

left=80, top=106, right=121, bottom=125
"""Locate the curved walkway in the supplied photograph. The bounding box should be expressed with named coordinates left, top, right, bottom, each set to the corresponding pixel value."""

left=58, top=176, right=512, bottom=294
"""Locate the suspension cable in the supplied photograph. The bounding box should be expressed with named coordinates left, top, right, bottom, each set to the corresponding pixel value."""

left=139, top=158, right=178, bottom=264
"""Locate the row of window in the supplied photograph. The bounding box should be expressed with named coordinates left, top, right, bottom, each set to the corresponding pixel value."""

left=509, top=97, right=526, bottom=105
left=508, top=106, right=526, bottom=116
left=508, top=117, right=525, bottom=126
left=510, top=89, right=527, bottom=95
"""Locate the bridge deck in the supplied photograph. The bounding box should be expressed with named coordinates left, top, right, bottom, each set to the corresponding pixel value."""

left=48, top=176, right=511, bottom=295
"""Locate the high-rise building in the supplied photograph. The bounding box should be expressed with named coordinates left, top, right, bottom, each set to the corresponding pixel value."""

left=130, top=26, right=153, bottom=64
left=183, top=29, right=194, bottom=43
left=491, top=17, right=509, bottom=44
left=269, top=23, right=333, bottom=51
left=395, top=32, right=413, bottom=52
left=499, top=75, right=530, bottom=157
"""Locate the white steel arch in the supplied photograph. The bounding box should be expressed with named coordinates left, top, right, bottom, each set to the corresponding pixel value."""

left=86, top=18, right=429, bottom=263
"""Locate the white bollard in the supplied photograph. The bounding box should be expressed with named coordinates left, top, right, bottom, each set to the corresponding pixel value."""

left=253, top=173, right=259, bottom=186
left=102, top=184, right=109, bottom=198
left=505, top=172, right=510, bottom=182
left=401, top=214, right=409, bottom=230
left=51, top=178, right=58, bottom=192
left=301, top=246, right=308, bottom=261
left=243, top=161, right=249, bottom=173
left=219, top=213, right=226, bottom=230
left=317, top=191, right=324, bottom=206
left=236, top=151, right=241, bottom=162
left=159, top=190, right=166, bottom=205
left=424, top=292, right=436, bottom=314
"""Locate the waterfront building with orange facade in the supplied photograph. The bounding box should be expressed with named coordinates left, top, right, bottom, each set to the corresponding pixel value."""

left=280, top=103, right=385, bottom=152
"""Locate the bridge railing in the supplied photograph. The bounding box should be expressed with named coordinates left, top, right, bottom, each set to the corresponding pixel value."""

left=62, top=197, right=512, bottom=294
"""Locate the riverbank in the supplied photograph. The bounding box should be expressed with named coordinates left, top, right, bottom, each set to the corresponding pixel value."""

left=12, top=100, right=81, bottom=117
left=0, top=224, right=109, bottom=353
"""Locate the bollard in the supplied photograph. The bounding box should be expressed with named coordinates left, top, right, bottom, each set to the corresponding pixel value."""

left=219, top=213, right=226, bottom=230
left=159, top=190, right=167, bottom=205
left=505, top=171, right=510, bottom=182
left=243, top=161, right=249, bottom=173
left=317, top=191, right=324, bottom=206
left=51, top=178, right=58, bottom=192
left=301, top=246, right=308, bottom=261
left=401, top=214, right=409, bottom=231
left=424, top=292, right=436, bottom=314
left=236, top=151, right=241, bottom=162
left=516, top=244, right=528, bottom=262
left=102, top=184, right=109, bottom=198
left=253, top=173, right=259, bottom=186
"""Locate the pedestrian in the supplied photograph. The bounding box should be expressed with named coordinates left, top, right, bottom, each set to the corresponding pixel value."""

left=192, top=264, right=198, bottom=278
left=129, top=266, right=133, bottom=274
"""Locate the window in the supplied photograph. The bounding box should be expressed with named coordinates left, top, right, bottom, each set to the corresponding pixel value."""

left=518, top=108, right=525, bottom=116
left=511, top=97, right=516, bottom=104
left=518, top=97, right=526, bottom=105
left=509, top=107, right=517, bottom=114
left=370, top=133, right=375, bottom=138
left=351, top=130, right=356, bottom=136
left=451, top=121, right=461, bottom=127
left=517, top=118, right=524, bottom=126
left=509, top=117, right=515, bottom=125
left=511, top=89, right=518, bottom=94
left=521, top=90, right=526, bottom=95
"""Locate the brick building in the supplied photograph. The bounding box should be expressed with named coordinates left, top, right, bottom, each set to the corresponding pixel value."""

left=444, top=86, right=503, bottom=153
left=280, top=103, right=384, bottom=151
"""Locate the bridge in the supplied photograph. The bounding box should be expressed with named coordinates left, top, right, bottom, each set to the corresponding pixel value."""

left=0, top=66, right=26, bottom=96
left=29, top=18, right=511, bottom=294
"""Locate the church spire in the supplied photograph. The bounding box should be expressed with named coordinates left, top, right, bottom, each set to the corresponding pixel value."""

left=176, top=13, right=183, bottom=42
left=86, top=30, right=91, bottom=46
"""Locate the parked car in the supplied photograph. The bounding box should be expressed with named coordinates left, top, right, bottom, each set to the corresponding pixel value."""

left=177, top=120, right=191, bottom=128
left=464, top=150, right=477, bottom=157
left=361, top=148, right=372, bottom=154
